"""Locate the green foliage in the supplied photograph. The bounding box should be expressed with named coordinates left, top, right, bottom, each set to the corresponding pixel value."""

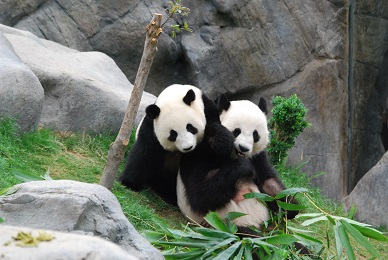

left=165, top=0, right=192, bottom=38
left=0, top=118, right=182, bottom=231
left=1, top=118, right=386, bottom=259
left=145, top=189, right=387, bottom=259
left=268, top=94, right=311, bottom=166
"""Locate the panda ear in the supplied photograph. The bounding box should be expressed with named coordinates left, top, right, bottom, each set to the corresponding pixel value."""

left=218, top=94, right=231, bottom=111
left=258, top=97, right=269, bottom=115
left=146, top=104, right=160, bottom=119
left=183, top=89, right=196, bottom=105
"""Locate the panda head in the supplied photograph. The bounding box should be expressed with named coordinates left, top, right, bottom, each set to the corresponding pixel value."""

left=218, top=94, right=269, bottom=158
left=146, top=84, right=206, bottom=153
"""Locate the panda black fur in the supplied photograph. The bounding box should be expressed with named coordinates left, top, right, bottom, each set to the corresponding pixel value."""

left=177, top=94, right=298, bottom=230
left=119, top=84, right=220, bottom=205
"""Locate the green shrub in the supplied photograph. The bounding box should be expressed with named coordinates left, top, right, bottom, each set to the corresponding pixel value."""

left=268, top=94, right=311, bottom=166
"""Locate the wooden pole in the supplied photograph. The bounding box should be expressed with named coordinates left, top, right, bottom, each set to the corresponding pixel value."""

left=99, top=13, right=163, bottom=190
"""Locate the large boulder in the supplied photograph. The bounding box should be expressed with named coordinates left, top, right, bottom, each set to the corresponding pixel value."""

left=1, top=0, right=388, bottom=201
left=0, top=225, right=138, bottom=260
left=0, top=180, right=163, bottom=260
left=0, top=24, right=156, bottom=133
left=344, top=151, right=388, bottom=227
left=0, top=32, right=44, bottom=131
left=347, top=0, right=388, bottom=190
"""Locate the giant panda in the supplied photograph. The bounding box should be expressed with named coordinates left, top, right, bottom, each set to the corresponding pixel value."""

left=119, top=84, right=220, bottom=205
left=177, top=94, right=298, bottom=231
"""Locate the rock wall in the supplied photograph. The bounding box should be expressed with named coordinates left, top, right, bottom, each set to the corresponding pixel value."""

left=0, top=0, right=387, bottom=201
left=348, top=0, right=388, bottom=191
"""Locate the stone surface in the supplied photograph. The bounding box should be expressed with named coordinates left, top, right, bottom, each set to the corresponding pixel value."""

left=347, top=0, right=388, bottom=190
left=0, top=24, right=156, bottom=133
left=0, top=180, right=163, bottom=260
left=0, top=32, right=44, bottom=131
left=1, top=0, right=387, bottom=201
left=344, top=151, right=388, bottom=227
left=236, top=59, right=348, bottom=200
left=0, top=225, right=138, bottom=260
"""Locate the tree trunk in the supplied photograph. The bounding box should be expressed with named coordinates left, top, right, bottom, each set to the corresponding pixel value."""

left=99, top=13, right=163, bottom=190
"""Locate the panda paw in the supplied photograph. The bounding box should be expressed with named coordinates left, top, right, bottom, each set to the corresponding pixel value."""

left=206, top=123, right=234, bottom=157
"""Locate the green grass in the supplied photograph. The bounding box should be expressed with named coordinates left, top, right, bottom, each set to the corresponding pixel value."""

left=0, top=118, right=386, bottom=259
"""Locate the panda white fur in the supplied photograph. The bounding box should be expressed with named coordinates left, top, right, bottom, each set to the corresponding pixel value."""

left=119, top=84, right=220, bottom=205
left=177, top=94, right=298, bottom=230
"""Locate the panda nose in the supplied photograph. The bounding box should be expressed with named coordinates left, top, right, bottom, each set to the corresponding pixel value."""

left=184, top=146, right=193, bottom=151
left=239, top=145, right=249, bottom=153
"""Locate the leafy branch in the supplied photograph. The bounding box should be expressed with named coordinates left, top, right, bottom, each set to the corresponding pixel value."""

left=144, top=188, right=387, bottom=259
left=162, top=0, right=192, bottom=38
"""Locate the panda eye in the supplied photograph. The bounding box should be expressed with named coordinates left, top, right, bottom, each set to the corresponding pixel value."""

left=253, top=130, right=260, bottom=143
left=186, top=124, right=198, bottom=135
left=168, top=130, right=178, bottom=142
left=233, top=128, right=241, bottom=137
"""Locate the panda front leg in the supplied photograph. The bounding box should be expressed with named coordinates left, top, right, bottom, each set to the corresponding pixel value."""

left=251, top=151, right=300, bottom=219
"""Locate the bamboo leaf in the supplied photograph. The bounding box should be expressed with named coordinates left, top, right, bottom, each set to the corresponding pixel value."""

left=153, top=240, right=216, bottom=248
left=338, top=222, right=356, bottom=260
left=0, top=186, right=20, bottom=196
left=340, top=220, right=380, bottom=258
left=223, top=212, right=247, bottom=221
left=264, top=234, right=298, bottom=245
left=243, top=243, right=253, bottom=260
left=41, top=168, right=53, bottom=180
left=276, top=200, right=307, bottom=211
left=331, top=216, right=372, bottom=227
left=202, top=238, right=237, bottom=258
left=244, top=192, right=274, bottom=202
left=204, top=212, right=229, bottom=232
left=275, top=188, right=308, bottom=199
left=13, top=170, right=44, bottom=182
left=212, top=241, right=241, bottom=260
left=352, top=225, right=388, bottom=241
left=164, top=250, right=205, bottom=260
left=234, top=244, right=245, bottom=260
left=294, top=233, right=323, bottom=245
left=287, top=226, right=313, bottom=233
left=333, top=222, right=343, bottom=258
left=295, top=213, right=324, bottom=219
left=325, top=215, right=336, bottom=225
left=195, top=227, right=238, bottom=239
left=300, top=216, right=328, bottom=226
left=143, top=230, right=167, bottom=242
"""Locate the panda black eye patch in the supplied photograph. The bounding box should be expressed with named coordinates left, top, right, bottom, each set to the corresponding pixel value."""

left=233, top=128, right=241, bottom=137
left=168, top=130, right=178, bottom=142
left=253, top=130, right=260, bottom=143
left=186, top=124, right=198, bottom=134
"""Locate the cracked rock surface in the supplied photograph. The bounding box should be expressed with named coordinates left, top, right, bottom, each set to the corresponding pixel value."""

left=0, top=180, right=163, bottom=260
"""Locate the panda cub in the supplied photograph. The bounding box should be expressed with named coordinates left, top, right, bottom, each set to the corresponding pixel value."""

left=177, top=94, right=298, bottom=230
left=119, top=84, right=220, bottom=205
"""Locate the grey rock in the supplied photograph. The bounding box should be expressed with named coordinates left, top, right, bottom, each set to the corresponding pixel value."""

left=0, top=180, right=163, bottom=260
left=237, top=59, right=348, bottom=200
left=0, top=25, right=156, bottom=133
left=0, top=31, right=44, bottom=131
left=0, top=225, right=139, bottom=260
left=1, top=0, right=388, bottom=202
left=344, top=152, right=388, bottom=227
left=347, top=1, right=388, bottom=190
